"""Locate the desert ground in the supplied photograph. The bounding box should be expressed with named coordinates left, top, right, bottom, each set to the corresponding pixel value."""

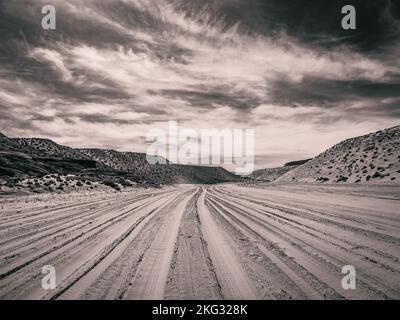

left=0, top=183, right=399, bottom=300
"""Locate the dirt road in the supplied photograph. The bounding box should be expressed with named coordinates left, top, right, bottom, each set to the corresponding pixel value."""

left=0, top=184, right=399, bottom=299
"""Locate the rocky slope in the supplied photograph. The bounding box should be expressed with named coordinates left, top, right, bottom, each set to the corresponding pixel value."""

left=277, top=126, right=400, bottom=184
left=0, top=134, right=98, bottom=179
left=0, top=133, right=242, bottom=189
left=14, top=138, right=90, bottom=159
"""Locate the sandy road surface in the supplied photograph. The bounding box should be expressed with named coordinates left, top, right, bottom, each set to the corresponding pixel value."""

left=0, top=184, right=399, bottom=299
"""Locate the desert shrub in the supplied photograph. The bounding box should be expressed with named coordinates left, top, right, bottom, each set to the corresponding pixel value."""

left=76, top=181, right=83, bottom=187
left=372, top=172, right=383, bottom=179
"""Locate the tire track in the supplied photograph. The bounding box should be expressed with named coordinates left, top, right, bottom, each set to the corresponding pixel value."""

left=57, top=189, right=194, bottom=300
left=123, top=189, right=197, bottom=299
left=0, top=189, right=184, bottom=298
left=208, top=187, right=400, bottom=299
left=197, top=189, right=258, bottom=300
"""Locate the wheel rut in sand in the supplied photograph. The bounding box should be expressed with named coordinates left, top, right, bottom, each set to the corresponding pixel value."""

left=123, top=189, right=197, bottom=299
left=197, top=189, right=257, bottom=300
left=165, top=189, right=222, bottom=300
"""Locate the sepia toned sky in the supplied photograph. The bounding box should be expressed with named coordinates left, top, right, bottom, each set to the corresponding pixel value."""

left=0, top=0, right=399, bottom=168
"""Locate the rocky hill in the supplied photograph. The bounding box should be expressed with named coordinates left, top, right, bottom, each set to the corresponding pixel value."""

left=0, top=134, right=98, bottom=178
left=277, top=126, right=400, bottom=184
left=0, top=133, right=242, bottom=188
left=1, top=134, right=41, bottom=156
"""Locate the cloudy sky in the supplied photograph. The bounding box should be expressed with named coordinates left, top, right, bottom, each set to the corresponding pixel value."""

left=0, top=0, right=399, bottom=169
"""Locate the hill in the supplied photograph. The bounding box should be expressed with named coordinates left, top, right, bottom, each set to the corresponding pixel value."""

left=0, top=134, right=98, bottom=178
left=277, top=126, right=400, bottom=184
left=0, top=133, right=242, bottom=189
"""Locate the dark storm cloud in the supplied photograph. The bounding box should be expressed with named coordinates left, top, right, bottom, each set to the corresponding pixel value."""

left=68, top=113, right=133, bottom=125
left=54, top=111, right=173, bottom=126
left=29, top=113, right=56, bottom=122
left=176, top=0, right=400, bottom=51
left=268, top=77, right=400, bottom=109
left=159, top=88, right=262, bottom=110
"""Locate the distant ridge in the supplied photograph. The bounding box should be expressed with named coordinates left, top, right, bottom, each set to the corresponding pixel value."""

left=248, top=159, right=310, bottom=182
left=79, top=148, right=241, bottom=184
left=284, top=159, right=312, bottom=167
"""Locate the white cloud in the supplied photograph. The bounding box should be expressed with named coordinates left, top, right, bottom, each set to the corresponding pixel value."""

left=30, top=48, right=73, bottom=82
